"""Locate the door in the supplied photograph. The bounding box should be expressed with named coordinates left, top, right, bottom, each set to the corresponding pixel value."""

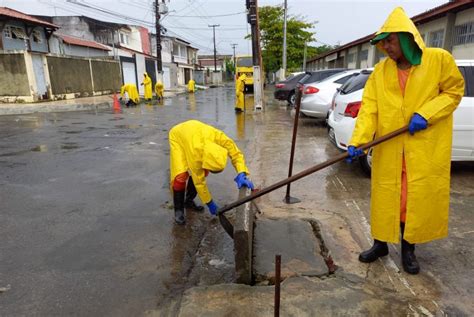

left=122, top=61, right=137, bottom=86
left=145, top=59, right=156, bottom=86
left=32, top=54, right=48, bottom=99
left=163, top=66, right=171, bottom=89
left=184, top=68, right=190, bottom=84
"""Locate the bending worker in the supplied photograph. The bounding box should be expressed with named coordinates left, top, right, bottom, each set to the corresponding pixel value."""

left=119, top=83, right=140, bottom=107
left=155, top=81, right=164, bottom=101
left=347, top=7, right=464, bottom=274
left=187, top=79, right=196, bottom=93
left=141, top=72, right=153, bottom=101
left=235, top=73, right=247, bottom=112
left=169, top=120, right=254, bottom=225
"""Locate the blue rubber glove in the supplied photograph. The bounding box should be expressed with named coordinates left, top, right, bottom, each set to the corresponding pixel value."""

left=234, top=172, right=254, bottom=190
left=206, top=200, right=219, bottom=216
left=346, top=146, right=364, bottom=163
left=408, top=113, right=428, bottom=135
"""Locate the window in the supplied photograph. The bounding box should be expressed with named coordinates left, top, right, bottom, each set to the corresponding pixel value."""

left=32, top=30, right=42, bottom=43
left=3, top=25, right=28, bottom=40
left=173, top=42, right=179, bottom=55
left=346, top=53, right=354, bottom=63
left=458, top=66, right=473, bottom=97
left=359, top=49, right=368, bottom=61
left=429, top=29, right=444, bottom=47
left=453, top=22, right=474, bottom=46
left=119, top=32, right=129, bottom=45
left=340, top=70, right=372, bottom=95
left=334, top=74, right=356, bottom=85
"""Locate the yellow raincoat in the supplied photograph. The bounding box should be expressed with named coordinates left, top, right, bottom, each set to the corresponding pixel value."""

left=155, top=81, right=164, bottom=99
left=349, top=7, right=464, bottom=244
left=187, top=79, right=196, bottom=93
left=120, top=84, right=139, bottom=104
left=169, top=120, right=250, bottom=204
left=235, top=73, right=246, bottom=110
left=142, top=73, right=153, bottom=100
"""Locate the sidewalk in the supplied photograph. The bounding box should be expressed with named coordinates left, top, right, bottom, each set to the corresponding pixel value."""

left=0, top=89, right=186, bottom=116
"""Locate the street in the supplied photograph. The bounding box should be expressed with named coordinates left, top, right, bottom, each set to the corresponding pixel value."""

left=1, top=86, right=474, bottom=316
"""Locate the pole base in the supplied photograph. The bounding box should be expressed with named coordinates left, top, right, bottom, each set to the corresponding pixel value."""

left=283, top=196, right=301, bottom=204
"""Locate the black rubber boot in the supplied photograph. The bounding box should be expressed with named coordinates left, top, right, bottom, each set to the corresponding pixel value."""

left=184, top=177, right=204, bottom=212
left=173, top=190, right=186, bottom=225
left=359, top=239, right=389, bottom=263
left=401, top=223, right=420, bottom=274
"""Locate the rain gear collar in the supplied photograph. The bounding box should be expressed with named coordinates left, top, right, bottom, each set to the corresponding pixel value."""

left=371, top=7, right=425, bottom=65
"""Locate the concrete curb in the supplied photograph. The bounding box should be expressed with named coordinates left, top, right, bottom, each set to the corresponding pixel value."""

left=234, top=187, right=255, bottom=285
left=0, top=101, right=112, bottom=116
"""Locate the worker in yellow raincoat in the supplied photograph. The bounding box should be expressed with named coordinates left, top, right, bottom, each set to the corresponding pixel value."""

left=141, top=73, right=153, bottom=101
left=119, top=83, right=140, bottom=107
left=155, top=81, right=164, bottom=101
left=169, top=120, right=254, bottom=225
left=347, top=7, right=464, bottom=274
left=187, top=79, right=196, bottom=93
left=235, top=73, right=246, bottom=112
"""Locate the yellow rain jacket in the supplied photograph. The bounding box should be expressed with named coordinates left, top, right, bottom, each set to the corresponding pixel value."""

left=187, top=79, right=196, bottom=93
left=142, top=73, right=153, bottom=99
left=235, top=73, right=247, bottom=110
left=120, top=84, right=139, bottom=104
left=349, top=7, right=464, bottom=244
left=169, top=120, right=250, bottom=204
left=155, top=81, right=164, bottom=99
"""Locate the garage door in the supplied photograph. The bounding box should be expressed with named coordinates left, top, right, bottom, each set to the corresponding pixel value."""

left=163, top=67, right=171, bottom=89
left=122, top=61, right=136, bottom=86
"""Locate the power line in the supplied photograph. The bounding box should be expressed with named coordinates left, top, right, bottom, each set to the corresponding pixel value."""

left=168, top=11, right=246, bottom=18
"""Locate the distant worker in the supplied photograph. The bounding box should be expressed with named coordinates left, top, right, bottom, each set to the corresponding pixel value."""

left=235, top=73, right=247, bottom=112
left=187, top=79, right=196, bottom=93
left=119, top=83, right=139, bottom=107
left=141, top=72, right=153, bottom=101
left=155, top=81, right=164, bottom=101
left=169, top=120, right=254, bottom=225
left=346, top=7, right=464, bottom=274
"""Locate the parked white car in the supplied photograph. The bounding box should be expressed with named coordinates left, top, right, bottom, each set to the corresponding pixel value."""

left=327, top=61, right=474, bottom=175
left=300, top=69, right=361, bottom=119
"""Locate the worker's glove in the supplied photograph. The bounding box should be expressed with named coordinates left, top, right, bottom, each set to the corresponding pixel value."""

left=206, top=200, right=219, bottom=216
left=346, top=146, right=364, bottom=163
left=234, top=172, right=254, bottom=190
left=408, top=113, right=428, bottom=135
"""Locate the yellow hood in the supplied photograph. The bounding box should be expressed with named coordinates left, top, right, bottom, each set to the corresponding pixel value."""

left=202, top=142, right=228, bottom=172
left=374, top=7, right=426, bottom=53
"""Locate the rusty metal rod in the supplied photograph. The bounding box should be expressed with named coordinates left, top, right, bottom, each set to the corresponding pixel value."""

left=274, top=254, right=281, bottom=317
left=217, top=125, right=409, bottom=215
left=285, top=74, right=311, bottom=202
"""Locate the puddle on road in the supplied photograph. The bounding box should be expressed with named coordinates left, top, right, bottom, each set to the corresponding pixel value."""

left=114, top=124, right=141, bottom=129
left=31, top=145, right=48, bottom=152
left=61, top=143, right=80, bottom=150
left=65, top=131, right=82, bottom=134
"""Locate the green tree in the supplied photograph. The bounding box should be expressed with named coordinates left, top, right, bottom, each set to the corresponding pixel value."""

left=255, top=5, right=333, bottom=74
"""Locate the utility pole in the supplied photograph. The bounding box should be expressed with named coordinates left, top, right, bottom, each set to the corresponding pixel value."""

left=155, top=0, right=163, bottom=72
left=247, top=0, right=264, bottom=110
left=302, top=42, right=307, bottom=72
left=208, top=24, right=220, bottom=72
left=281, top=0, right=288, bottom=80
left=231, top=43, right=238, bottom=75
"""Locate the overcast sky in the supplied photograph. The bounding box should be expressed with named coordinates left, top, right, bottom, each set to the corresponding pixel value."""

left=2, top=0, right=447, bottom=55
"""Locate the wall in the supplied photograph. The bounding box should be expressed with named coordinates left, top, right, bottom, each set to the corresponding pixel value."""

left=452, top=8, right=474, bottom=60
left=0, top=53, right=30, bottom=97
left=417, top=16, right=448, bottom=47
left=91, top=59, right=121, bottom=92
left=1, top=21, right=28, bottom=51
left=52, top=17, right=95, bottom=41
left=47, top=56, right=92, bottom=95
left=64, top=45, right=109, bottom=58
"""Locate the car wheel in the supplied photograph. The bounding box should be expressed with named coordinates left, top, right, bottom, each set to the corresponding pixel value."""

left=359, top=148, right=373, bottom=177
left=288, top=91, right=296, bottom=106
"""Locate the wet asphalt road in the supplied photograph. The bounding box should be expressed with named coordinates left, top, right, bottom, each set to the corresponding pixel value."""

left=0, top=87, right=248, bottom=316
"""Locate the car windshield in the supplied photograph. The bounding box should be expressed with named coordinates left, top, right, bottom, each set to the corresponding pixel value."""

left=307, top=69, right=346, bottom=83
left=340, top=70, right=372, bottom=94
left=236, top=57, right=253, bottom=67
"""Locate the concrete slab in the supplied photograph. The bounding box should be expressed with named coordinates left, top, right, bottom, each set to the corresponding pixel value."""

left=253, top=218, right=328, bottom=283
left=233, top=187, right=254, bottom=284
left=155, top=275, right=418, bottom=316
